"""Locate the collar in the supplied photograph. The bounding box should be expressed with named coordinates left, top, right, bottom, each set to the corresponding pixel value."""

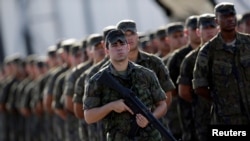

left=214, top=32, right=240, bottom=50
left=107, top=61, right=138, bottom=77
left=135, top=51, right=151, bottom=64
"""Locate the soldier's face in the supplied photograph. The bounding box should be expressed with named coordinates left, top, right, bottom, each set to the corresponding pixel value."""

left=187, top=27, right=201, bottom=45
left=71, top=52, right=83, bottom=66
left=124, top=31, right=139, bottom=51
left=242, top=19, right=250, bottom=34
left=216, top=13, right=237, bottom=32
left=156, top=37, right=168, bottom=50
left=107, top=41, right=130, bottom=62
left=168, top=31, right=186, bottom=50
left=200, top=26, right=219, bottom=43
left=92, top=43, right=106, bottom=62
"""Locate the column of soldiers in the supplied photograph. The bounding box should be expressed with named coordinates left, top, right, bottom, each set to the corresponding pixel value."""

left=0, top=2, right=250, bottom=141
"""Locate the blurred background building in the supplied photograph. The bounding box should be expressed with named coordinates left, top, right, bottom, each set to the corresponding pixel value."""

left=0, top=0, right=249, bottom=63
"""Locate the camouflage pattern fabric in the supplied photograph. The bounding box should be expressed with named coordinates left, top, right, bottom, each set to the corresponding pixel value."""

left=135, top=51, right=175, bottom=92
left=73, top=57, right=109, bottom=141
left=177, top=48, right=210, bottom=141
left=193, top=33, right=250, bottom=125
left=84, top=61, right=166, bottom=141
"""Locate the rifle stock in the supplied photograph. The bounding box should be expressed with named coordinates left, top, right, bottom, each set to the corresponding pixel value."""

left=97, top=70, right=177, bottom=141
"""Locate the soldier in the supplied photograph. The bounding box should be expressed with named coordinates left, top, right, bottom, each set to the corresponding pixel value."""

left=8, top=58, right=26, bottom=141
left=165, top=15, right=200, bottom=141
left=31, top=57, right=49, bottom=141
left=236, top=14, right=244, bottom=33
left=241, top=12, right=250, bottom=34
left=1, top=55, right=26, bottom=141
left=193, top=2, right=250, bottom=125
left=138, top=36, right=153, bottom=54
left=162, top=22, right=187, bottom=65
left=116, top=20, right=176, bottom=140
left=64, top=34, right=104, bottom=141
left=73, top=26, right=114, bottom=141
left=147, top=30, right=159, bottom=54
left=55, top=40, right=84, bottom=141
left=42, top=45, right=61, bottom=141
left=53, top=38, right=77, bottom=141
left=31, top=57, right=49, bottom=117
left=0, top=59, right=12, bottom=141
left=43, top=41, right=65, bottom=116
left=43, top=39, right=71, bottom=141
left=177, top=13, right=219, bottom=141
left=116, top=19, right=175, bottom=109
left=83, top=29, right=167, bottom=141
left=154, top=26, right=170, bottom=58
left=19, top=55, right=41, bottom=141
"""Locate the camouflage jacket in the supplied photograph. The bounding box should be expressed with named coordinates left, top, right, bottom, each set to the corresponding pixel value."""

left=193, top=32, right=250, bottom=124
left=136, top=51, right=175, bottom=93
left=84, top=61, right=166, bottom=141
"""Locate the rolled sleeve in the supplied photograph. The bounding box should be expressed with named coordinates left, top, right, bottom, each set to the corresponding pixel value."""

left=192, top=78, right=209, bottom=89
left=158, top=64, right=176, bottom=92
left=73, top=75, right=86, bottom=103
left=192, top=46, right=210, bottom=89
left=82, top=78, right=101, bottom=110
left=177, top=76, right=192, bottom=85
left=73, top=93, right=82, bottom=103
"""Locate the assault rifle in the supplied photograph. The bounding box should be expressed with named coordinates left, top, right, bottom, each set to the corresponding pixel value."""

left=97, top=70, right=177, bottom=141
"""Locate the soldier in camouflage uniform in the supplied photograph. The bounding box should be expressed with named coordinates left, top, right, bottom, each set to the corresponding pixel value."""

left=0, top=64, right=7, bottom=141
left=31, top=57, right=49, bottom=141
left=162, top=22, right=187, bottom=65
left=62, top=40, right=88, bottom=141
left=154, top=26, right=170, bottom=58
left=138, top=35, right=154, bottom=54
left=19, top=55, right=41, bottom=141
left=64, top=37, right=95, bottom=114
left=9, top=58, right=27, bottom=141
left=116, top=20, right=176, bottom=140
left=193, top=2, right=250, bottom=125
left=53, top=38, right=77, bottom=141
left=83, top=29, right=167, bottom=141
left=43, top=39, right=70, bottom=141
left=53, top=39, right=83, bottom=141
left=241, top=12, right=250, bottom=34
left=1, top=55, right=26, bottom=141
left=116, top=19, right=175, bottom=109
left=149, top=22, right=185, bottom=140
left=177, top=13, right=219, bottom=141
left=148, top=30, right=159, bottom=54
left=63, top=35, right=104, bottom=141
left=0, top=60, right=11, bottom=141
left=42, top=45, right=61, bottom=141
left=166, top=15, right=200, bottom=141
left=73, top=26, right=114, bottom=141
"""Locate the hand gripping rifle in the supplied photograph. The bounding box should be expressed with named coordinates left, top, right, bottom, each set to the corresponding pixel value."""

left=97, top=70, right=177, bottom=141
